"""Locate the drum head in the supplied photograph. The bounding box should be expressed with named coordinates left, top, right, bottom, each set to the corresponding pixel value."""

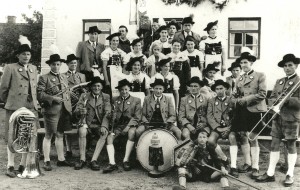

left=136, top=129, right=178, bottom=173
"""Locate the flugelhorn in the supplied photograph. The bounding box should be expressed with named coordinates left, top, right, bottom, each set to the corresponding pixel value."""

left=248, top=79, right=300, bottom=141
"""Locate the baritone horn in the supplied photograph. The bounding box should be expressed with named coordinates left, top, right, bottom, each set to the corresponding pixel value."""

left=8, top=107, right=41, bottom=179
left=248, top=79, right=300, bottom=141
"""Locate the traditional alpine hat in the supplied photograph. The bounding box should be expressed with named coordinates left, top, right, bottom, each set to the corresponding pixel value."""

left=157, top=57, right=172, bottom=67
left=130, top=38, right=143, bottom=46
left=150, top=79, right=166, bottom=88
left=106, top=32, right=121, bottom=41
left=15, top=44, right=32, bottom=54
left=228, top=61, right=241, bottom=71
left=187, top=76, right=204, bottom=87
left=211, top=79, right=230, bottom=91
left=204, top=20, right=218, bottom=32
left=89, top=76, right=105, bottom=87
left=182, top=16, right=195, bottom=25
left=239, top=52, right=257, bottom=62
left=115, top=79, right=132, bottom=89
left=45, top=54, right=65, bottom=64
left=204, top=63, right=220, bottom=73
left=278, top=54, right=300, bottom=67
left=85, top=26, right=102, bottom=34
left=66, top=54, right=79, bottom=63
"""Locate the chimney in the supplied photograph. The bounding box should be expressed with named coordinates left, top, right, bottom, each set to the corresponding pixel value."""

left=7, top=16, right=16, bottom=23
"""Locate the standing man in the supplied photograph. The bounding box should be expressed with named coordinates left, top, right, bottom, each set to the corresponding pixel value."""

left=118, top=25, right=131, bottom=54
left=63, top=54, right=86, bottom=159
left=74, top=76, right=111, bottom=171
left=37, top=54, right=73, bottom=171
left=256, top=54, right=300, bottom=187
left=173, top=15, right=201, bottom=51
left=76, top=26, right=105, bottom=82
left=0, top=43, right=39, bottom=177
left=167, top=19, right=181, bottom=44
left=231, top=52, right=267, bottom=179
left=103, top=79, right=141, bottom=173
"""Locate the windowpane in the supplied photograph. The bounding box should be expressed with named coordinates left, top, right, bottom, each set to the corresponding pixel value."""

left=83, top=20, right=111, bottom=45
left=245, top=33, right=258, bottom=45
left=245, top=21, right=258, bottom=30
left=229, top=21, right=245, bottom=30
left=245, top=46, right=258, bottom=57
left=229, top=45, right=242, bottom=57
left=230, top=33, right=243, bottom=45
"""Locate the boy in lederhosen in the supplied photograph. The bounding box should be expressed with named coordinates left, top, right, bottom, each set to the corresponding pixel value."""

left=256, top=54, right=300, bottom=187
left=136, top=79, right=181, bottom=140
left=231, top=52, right=267, bottom=179
left=73, top=76, right=111, bottom=170
left=37, top=54, right=73, bottom=171
left=103, top=79, right=141, bottom=173
left=64, top=53, right=86, bottom=159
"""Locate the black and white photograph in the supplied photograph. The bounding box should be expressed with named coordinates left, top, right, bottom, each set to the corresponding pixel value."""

left=0, top=0, right=299, bottom=189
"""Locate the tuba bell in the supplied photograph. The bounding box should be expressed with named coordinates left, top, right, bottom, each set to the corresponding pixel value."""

left=7, top=107, right=41, bottom=179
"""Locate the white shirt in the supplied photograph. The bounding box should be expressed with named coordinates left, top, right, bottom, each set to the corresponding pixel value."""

left=184, top=31, right=192, bottom=37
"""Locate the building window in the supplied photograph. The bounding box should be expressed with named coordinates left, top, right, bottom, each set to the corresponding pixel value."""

left=228, top=17, right=261, bottom=59
left=82, top=19, right=111, bottom=46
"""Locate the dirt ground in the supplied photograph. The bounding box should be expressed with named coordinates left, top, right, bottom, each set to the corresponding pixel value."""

left=0, top=108, right=299, bottom=190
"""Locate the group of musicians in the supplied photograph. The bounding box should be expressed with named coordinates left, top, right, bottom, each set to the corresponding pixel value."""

left=0, top=16, right=299, bottom=189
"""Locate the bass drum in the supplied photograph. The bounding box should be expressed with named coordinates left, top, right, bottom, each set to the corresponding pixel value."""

left=136, top=128, right=178, bottom=173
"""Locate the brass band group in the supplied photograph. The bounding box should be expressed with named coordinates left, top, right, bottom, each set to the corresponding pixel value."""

left=0, top=15, right=299, bottom=190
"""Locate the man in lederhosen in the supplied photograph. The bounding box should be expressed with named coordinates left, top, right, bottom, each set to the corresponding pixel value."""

left=231, top=52, right=267, bottom=179
left=0, top=43, right=39, bottom=177
left=103, top=79, right=141, bottom=173
left=178, top=77, right=211, bottom=140
left=37, top=54, right=73, bottom=171
left=256, top=54, right=300, bottom=187
left=76, top=26, right=105, bottom=82
left=73, top=76, right=111, bottom=171
left=63, top=53, right=86, bottom=159
left=136, top=79, right=181, bottom=140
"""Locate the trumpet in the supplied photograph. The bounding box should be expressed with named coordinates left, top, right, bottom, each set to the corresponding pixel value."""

left=248, top=79, right=300, bottom=141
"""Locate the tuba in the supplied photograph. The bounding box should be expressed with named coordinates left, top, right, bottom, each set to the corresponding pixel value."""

left=8, top=107, right=41, bottom=179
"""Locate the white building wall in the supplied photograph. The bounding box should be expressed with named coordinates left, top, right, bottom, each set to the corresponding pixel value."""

left=42, top=0, right=300, bottom=89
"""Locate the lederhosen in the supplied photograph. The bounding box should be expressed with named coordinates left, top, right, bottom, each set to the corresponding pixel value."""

left=187, top=143, right=224, bottom=182
left=114, top=96, right=131, bottom=135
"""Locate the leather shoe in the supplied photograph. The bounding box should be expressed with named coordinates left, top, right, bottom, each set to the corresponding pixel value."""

left=6, top=166, right=16, bottom=178
left=251, top=168, right=260, bottom=179
left=18, top=165, right=25, bottom=173
left=284, top=175, right=294, bottom=187
left=90, top=160, right=100, bottom=171
left=43, top=161, right=52, bottom=171
left=74, top=160, right=86, bottom=170
left=238, top=164, right=251, bottom=173
left=256, top=172, right=275, bottom=182
left=103, top=164, right=118, bottom=173
left=172, top=185, right=186, bottom=190
left=229, top=168, right=239, bottom=178
left=123, top=161, right=131, bottom=171
left=223, top=187, right=239, bottom=190
left=57, top=160, right=73, bottom=167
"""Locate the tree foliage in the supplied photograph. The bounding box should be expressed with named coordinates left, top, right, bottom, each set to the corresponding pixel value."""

left=0, top=11, right=42, bottom=69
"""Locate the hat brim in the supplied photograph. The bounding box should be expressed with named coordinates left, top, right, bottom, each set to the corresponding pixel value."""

left=278, top=58, right=300, bottom=67
left=182, top=21, right=195, bottom=25
left=84, top=30, right=102, bottom=34
left=211, top=82, right=230, bottom=91
left=188, top=80, right=204, bottom=87
left=204, top=68, right=220, bottom=73
left=45, top=59, right=66, bottom=64
left=239, top=55, right=257, bottom=62
left=150, top=82, right=166, bottom=88
left=115, top=83, right=132, bottom=89
left=15, top=49, right=33, bottom=55
left=66, top=58, right=79, bottom=63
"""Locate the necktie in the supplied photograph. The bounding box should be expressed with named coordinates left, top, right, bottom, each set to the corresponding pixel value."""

left=95, top=96, right=97, bottom=107
left=156, top=98, right=160, bottom=109
left=232, top=80, right=235, bottom=90
left=193, top=96, right=199, bottom=127
left=93, top=42, right=96, bottom=49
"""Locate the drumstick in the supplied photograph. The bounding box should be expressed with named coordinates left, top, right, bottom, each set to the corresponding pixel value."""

left=200, top=161, right=261, bottom=190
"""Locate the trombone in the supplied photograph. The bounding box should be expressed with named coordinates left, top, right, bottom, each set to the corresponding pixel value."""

left=248, top=79, right=300, bottom=141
